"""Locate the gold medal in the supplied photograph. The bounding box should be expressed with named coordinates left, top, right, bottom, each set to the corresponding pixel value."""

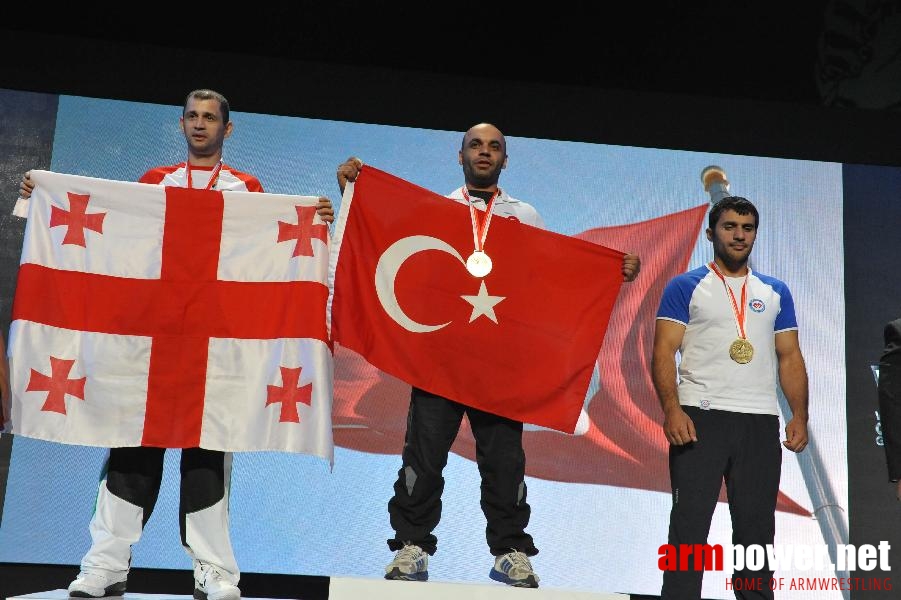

left=466, top=250, right=493, bottom=277
left=461, top=186, right=499, bottom=278
left=729, top=338, right=754, bottom=364
left=709, top=262, right=754, bottom=365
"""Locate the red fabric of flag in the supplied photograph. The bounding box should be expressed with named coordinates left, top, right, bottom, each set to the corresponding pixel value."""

left=330, top=167, right=624, bottom=433
left=330, top=195, right=809, bottom=515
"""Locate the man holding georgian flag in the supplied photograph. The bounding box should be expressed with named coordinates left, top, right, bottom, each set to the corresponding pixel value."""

left=13, top=89, right=335, bottom=600
left=332, top=123, right=641, bottom=588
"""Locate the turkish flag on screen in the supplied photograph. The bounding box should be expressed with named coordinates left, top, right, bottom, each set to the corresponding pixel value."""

left=329, top=166, right=624, bottom=433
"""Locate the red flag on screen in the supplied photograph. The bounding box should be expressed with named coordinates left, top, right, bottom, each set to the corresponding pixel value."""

left=330, top=194, right=809, bottom=516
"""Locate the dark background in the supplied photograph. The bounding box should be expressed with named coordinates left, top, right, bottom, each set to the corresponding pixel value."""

left=2, top=2, right=895, bottom=107
left=843, top=163, right=901, bottom=599
left=2, top=2, right=901, bottom=598
left=3, top=1, right=901, bottom=164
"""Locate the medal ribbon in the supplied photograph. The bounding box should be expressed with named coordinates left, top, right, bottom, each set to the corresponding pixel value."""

left=186, top=160, right=223, bottom=190
left=460, top=187, right=499, bottom=253
left=708, top=262, right=748, bottom=340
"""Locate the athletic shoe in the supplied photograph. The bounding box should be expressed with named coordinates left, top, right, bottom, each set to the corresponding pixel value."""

left=385, top=543, right=429, bottom=581
left=68, top=570, right=127, bottom=598
left=193, top=562, right=241, bottom=600
left=489, top=550, right=539, bottom=588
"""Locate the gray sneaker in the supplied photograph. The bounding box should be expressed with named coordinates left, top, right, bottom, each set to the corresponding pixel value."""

left=193, top=562, right=240, bottom=600
left=489, top=550, right=539, bottom=588
left=385, top=543, right=429, bottom=581
left=68, top=570, right=128, bottom=598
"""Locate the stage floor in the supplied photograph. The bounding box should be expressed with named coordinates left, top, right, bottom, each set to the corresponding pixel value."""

left=12, top=577, right=627, bottom=600
left=10, top=594, right=276, bottom=600
left=332, top=577, right=626, bottom=599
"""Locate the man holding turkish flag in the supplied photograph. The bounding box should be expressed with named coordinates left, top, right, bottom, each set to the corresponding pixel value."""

left=331, top=123, right=640, bottom=588
left=13, top=90, right=335, bottom=600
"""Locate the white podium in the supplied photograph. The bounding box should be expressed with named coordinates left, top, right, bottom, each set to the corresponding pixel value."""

left=9, top=579, right=627, bottom=600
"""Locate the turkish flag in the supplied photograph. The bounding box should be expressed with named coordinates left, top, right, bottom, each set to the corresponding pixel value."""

left=329, top=166, right=624, bottom=433
left=330, top=199, right=810, bottom=515
left=9, top=171, right=334, bottom=461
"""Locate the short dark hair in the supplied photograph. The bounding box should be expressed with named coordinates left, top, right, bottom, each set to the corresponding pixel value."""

left=708, top=196, right=759, bottom=229
left=183, top=89, right=230, bottom=124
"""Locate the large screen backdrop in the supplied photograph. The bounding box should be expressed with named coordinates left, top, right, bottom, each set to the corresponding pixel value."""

left=0, top=89, right=851, bottom=599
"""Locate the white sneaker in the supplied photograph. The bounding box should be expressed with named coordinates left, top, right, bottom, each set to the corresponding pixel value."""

left=384, top=543, right=429, bottom=581
left=489, top=550, right=539, bottom=588
left=193, top=562, right=241, bottom=600
left=68, top=570, right=127, bottom=598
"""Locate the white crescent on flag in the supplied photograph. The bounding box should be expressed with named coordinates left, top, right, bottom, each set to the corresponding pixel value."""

left=374, top=235, right=465, bottom=333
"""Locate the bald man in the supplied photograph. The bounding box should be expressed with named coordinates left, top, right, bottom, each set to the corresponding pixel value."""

left=337, top=123, right=639, bottom=588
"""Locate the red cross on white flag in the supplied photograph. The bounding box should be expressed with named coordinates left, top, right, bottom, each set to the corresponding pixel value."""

left=49, top=192, right=106, bottom=246
left=26, top=356, right=86, bottom=414
left=8, top=171, right=334, bottom=462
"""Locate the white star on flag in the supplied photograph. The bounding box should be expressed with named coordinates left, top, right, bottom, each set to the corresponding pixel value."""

left=461, top=281, right=506, bottom=324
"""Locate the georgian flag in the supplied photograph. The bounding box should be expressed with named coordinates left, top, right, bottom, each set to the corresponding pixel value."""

left=9, top=171, right=333, bottom=462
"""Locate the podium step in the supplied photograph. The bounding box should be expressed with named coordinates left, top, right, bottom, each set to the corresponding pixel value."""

left=9, top=592, right=275, bottom=600
left=10, top=580, right=626, bottom=600
left=329, top=577, right=626, bottom=599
